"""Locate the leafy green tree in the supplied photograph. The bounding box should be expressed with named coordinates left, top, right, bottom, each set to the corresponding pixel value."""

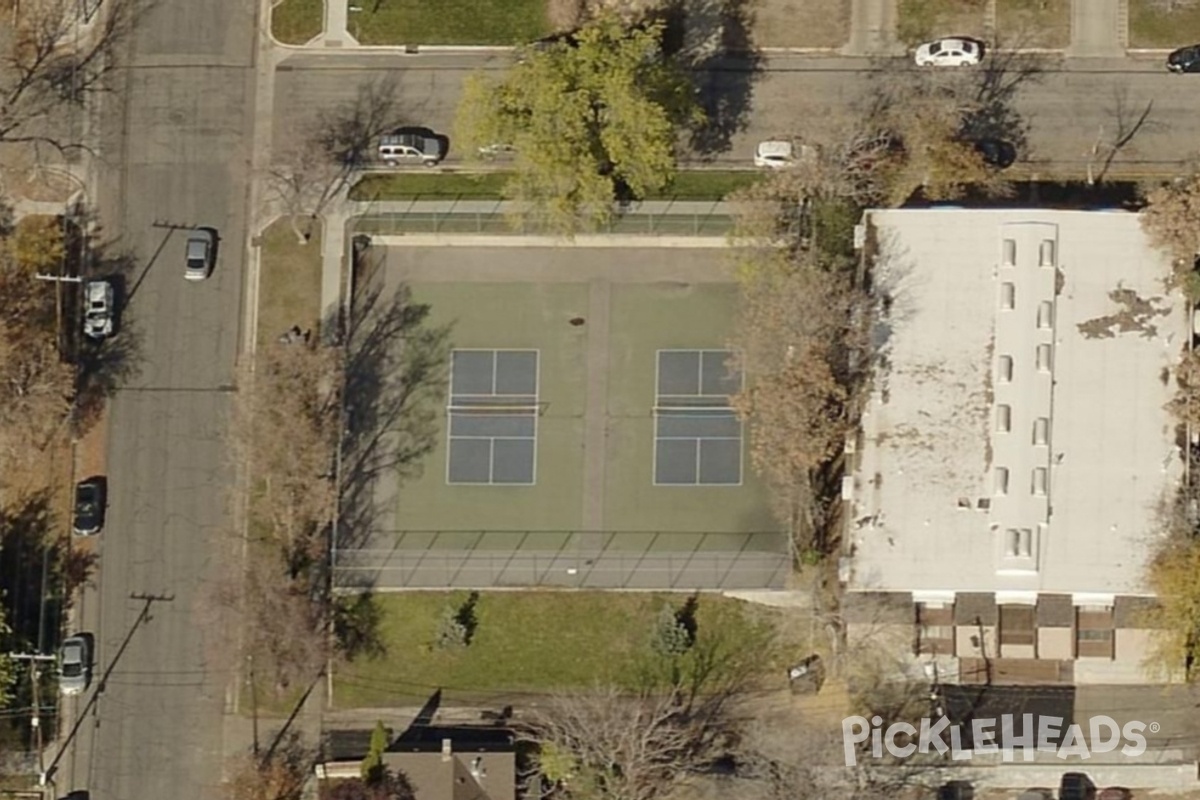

left=361, top=720, right=389, bottom=782
left=455, top=13, right=701, bottom=234
left=651, top=604, right=693, bottom=659
left=1146, top=531, right=1200, bottom=679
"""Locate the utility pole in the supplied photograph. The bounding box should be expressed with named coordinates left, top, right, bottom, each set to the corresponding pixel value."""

left=39, top=592, right=175, bottom=788
left=9, top=652, right=57, bottom=785
left=35, top=273, right=83, bottom=356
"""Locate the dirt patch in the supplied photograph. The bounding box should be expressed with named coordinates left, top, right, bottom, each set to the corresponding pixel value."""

left=75, top=405, right=108, bottom=481
left=0, top=433, right=71, bottom=508
left=0, top=143, right=79, bottom=204
left=752, top=0, right=851, bottom=48
left=1077, top=287, right=1171, bottom=339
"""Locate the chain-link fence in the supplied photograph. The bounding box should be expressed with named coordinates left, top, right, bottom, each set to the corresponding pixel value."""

left=333, top=530, right=791, bottom=591
left=352, top=211, right=734, bottom=237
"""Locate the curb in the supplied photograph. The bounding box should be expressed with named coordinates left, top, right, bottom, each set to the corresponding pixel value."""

left=266, top=39, right=1088, bottom=57
left=365, top=234, right=731, bottom=248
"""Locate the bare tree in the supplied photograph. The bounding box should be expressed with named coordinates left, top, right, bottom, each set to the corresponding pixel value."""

left=1167, top=350, right=1200, bottom=429
left=223, top=734, right=313, bottom=800
left=868, top=73, right=1011, bottom=204
left=1085, top=88, right=1157, bottom=186
left=520, top=686, right=737, bottom=800
left=0, top=219, right=72, bottom=473
left=265, top=77, right=400, bottom=244
left=1141, top=169, right=1200, bottom=297
left=726, top=176, right=869, bottom=557
left=0, top=0, right=142, bottom=151
left=324, top=773, right=417, bottom=800
left=242, top=550, right=332, bottom=692
left=232, top=340, right=342, bottom=571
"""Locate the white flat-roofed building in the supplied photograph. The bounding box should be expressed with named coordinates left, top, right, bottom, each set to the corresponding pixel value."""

left=845, top=209, right=1185, bottom=685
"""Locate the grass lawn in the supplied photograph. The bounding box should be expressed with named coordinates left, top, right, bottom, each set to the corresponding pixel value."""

left=753, top=0, right=851, bottom=48
left=896, top=0, right=988, bottom=45
left=271, top=0, right=324, bottom=45
left=333, top=591, right=798, bottom=707
left=256, top=217, right=324, bottom=346
left=1129, top=0, right=1200, bottom=48
left=349, top=0, right=548, bottom=45
left=349, top=170, right=763, bottom=202
left=996, top=0, right=1070, bottom=48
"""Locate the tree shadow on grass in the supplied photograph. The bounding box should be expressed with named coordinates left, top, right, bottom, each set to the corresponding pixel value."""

left=676, top=0, right=764, bottom=160
left=334, top=239, right=451, bottom=589
left=333, top=590, right=387, bottom=660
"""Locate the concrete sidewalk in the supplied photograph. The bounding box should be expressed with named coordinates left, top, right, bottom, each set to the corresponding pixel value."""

left=351, top=199, right=734, bottom=215
left=843, top=0, right=902, bottom=56
left=316, top=198, right=736, bottom=323
left=1067, top=0, right=1126, bottom=57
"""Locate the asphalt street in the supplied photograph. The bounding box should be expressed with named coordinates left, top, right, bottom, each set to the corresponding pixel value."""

left=58, top=0, right=260, bottom=797
left=273, top=52, right=1200, bottom=175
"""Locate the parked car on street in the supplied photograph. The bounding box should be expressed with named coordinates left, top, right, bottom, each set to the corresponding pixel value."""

left=914, top=37, right=984, bottom=67
left=59, top=635, right=90, bottom=696
left=1167, top=44, right=1200, bottom=72
left=754, top=140, right=818, bottom=169
left=184, top=228, right=215, bottom=281
left=478, top=142, right=516, bottom=159
left=82, top=279, right=114, bottom=340
left=73, top=477, right=105, bottom=536
left=755, top=140, right=794, bottom=168
left=378, top=128, right=445, bottom=166
left=973, top=138, right=1017, bottom=169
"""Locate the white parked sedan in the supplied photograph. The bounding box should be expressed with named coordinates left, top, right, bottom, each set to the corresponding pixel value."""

left=914, top=37, right=983, bottom=67
left=754, top=140, right=794, bottom=168
left=754, top=140, right=818, bottom=169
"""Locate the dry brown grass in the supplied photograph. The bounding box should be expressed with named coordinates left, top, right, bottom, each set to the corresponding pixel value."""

left=0, top=142, right=76, bottom=203
left=753, top=0, right=851, bottom=48
left=546, top=0, right=584, bottom=31
left=996, top=0, right=1070, bottom=48
left=897, top=0, right=988, bottom=44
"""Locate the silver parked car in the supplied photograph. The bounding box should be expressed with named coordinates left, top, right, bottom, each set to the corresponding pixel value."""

left=59, top=635, right=90, bottom=696
left=185, top=228, right=215, bottom=281
left=378, top=128, right=445, bottom=166
left=82, top=279, right=114, bottom=340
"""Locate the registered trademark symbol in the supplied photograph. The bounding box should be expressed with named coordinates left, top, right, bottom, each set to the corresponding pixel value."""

left=1150, top=722, right=1161, bottom=734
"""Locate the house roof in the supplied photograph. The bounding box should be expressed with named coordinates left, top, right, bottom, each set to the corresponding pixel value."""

left=848, top=209, right=1184, bottom=598
left=381, top=751, right=515, bottom=800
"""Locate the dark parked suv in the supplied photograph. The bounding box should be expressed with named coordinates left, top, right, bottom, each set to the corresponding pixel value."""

left=73, top=477, right=106, bottom=536
left=1168, top=44, right=1200, bottom=72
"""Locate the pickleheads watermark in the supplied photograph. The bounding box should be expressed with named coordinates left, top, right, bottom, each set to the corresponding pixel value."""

left=842, top=715, right=1153, bottom=767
